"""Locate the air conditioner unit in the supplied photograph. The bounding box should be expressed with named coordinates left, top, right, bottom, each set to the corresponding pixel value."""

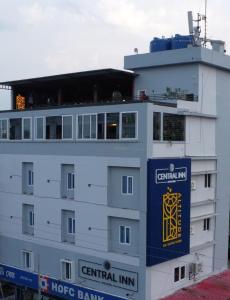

left=189, top=263, right=196, bottom=275
left=189, top=262, right=203, bottom=275
left=196, top=262, right=203, bottom=273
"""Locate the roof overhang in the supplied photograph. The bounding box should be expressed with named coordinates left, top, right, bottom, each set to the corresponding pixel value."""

left=0, top=68, right=137, bottom=88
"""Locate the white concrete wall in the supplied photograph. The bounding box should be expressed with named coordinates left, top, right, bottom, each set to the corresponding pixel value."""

left=146, top=246, right=214, bottom=300
left=191, top=174, right=215, bottom=203
left=186, top=116, right=216, bottom=157
left=0, top=154, right=140, bottom=266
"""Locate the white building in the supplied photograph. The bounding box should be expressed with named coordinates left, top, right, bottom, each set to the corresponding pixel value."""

left=0, top=41, right=229, bottom=300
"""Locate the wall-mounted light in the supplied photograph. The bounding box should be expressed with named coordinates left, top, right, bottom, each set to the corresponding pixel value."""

left=88, top=183, right=107, bottom=188
left=10, top=174, right=21, bottom=179
left=47, top=179, right=60, bottom=183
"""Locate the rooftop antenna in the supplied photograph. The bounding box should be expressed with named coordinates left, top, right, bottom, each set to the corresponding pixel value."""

left=188, top=11, right=194, bottom=35
left=204, top=0, right=207, bottom=46
left=187, top=11, right=202, bottom=46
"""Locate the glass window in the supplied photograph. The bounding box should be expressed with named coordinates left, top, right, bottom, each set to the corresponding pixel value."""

left=83, top=115, right=90, bottom=139
left=62, top=116, right=73, bottom=139
left=65, top=262, right=71, bottom=280
left=23, top=118, right=31, bottom=139
left=174, top=266, right=186, bottom=282
left=91, top=114, right=97, bottom=139
left=67, top=217, right=75, bottom=234
left=122, top=176, right=133, bottom=195
left=174, top=267, right=180, bottom=282
left=78, top=115, right=83, bottom=139
left=153, top=112, right=161, bottom=140
left=77, top=115, right=97, bottom=139
left=36, top=117, right=44, bottom=139
left=128, top=176, right=133, bottom=194
left=46, top=116, right=62, bottom=139
left=163, top=113, right=185, bottom=141
left=106, top=113, right=119, bottom=139
left=121, top=112, right=136, bottom=139
left=203, top=218, right=210, bottom=231
left=61, top=260, right=73, bottom=281
left=27, top=170, right=34, bottom=186
left=22, top=250, right=33, bottom=270
left=29, top=210, right=34, bottom=227
left=205, top=174, right=211, bottom=188
left=0, top=119, right=8, bottom=139
left=119, top=225, right=131, bottom=245
left=181, top=266, right=185, bottom=279
left=125, top=227, right=130, bottom=244
left=10, top=118, right=22, bottom=140
left=97, top=113, right=105, bottom=139
left=67, top=172, right=75, bottom=190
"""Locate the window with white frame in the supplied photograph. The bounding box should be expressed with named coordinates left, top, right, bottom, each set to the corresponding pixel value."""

left=106, top=113, right=119, bottom=139
left=0, top=119, right=8, bottom=139
left=97, top=113, right=105, bottom=139
left=62, top=115, right=73, bottom=139
left=67, top=217, right=75, bottom=234
left=22, top=162, right=34, bottom=195
left=9, top=118, right=22, bottom=140
left=174, top=266, right=185, bottom=282
left=77, top=112, right=137, bottom=141
left=46, top=116, right=62, bottom=139
left=203, top=218, right=210, bottom=231
left=23, top=118, right=32, bottom=139
left=61, top=210, right=75, bottom=243
left=121, top=112, right=136, bottom=139
left=153, top=112, right=185, bottom=142
left=61, top=164, right=75, bottom=199
left=67, top=172, right=75, bottom=190
left=35, top=117, right=44, bottom=139
left=77, top=114, right=97, bottom=139
left=204, top=174, right=211, bottom=188
left=119, top=225, right=131, bottom=245
left=21, top=250, right=34, bottom=271
left=61, top=260, right=74, bottom=281
left=22, top=204, right=34, bottom=235
left=121, top=175, right=133, bottom=195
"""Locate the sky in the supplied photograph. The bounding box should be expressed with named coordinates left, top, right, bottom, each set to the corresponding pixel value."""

left=0, top=0, right=229, bottom=109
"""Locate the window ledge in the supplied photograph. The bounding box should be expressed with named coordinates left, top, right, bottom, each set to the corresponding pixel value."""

left=153, top=141, right=185, bottom=144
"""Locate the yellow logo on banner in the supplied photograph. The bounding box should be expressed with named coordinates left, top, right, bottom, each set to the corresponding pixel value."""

left=162, top=187, right=182, bottom=247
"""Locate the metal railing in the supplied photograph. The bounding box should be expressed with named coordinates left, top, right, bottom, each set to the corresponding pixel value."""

left=133, top=93, right=198, bottom=102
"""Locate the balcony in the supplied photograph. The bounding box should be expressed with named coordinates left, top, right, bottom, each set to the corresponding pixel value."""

left=0, top=68, right=198, bottom=112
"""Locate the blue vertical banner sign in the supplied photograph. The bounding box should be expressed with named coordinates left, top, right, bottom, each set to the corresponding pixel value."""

left=147, top=158, right=191, bottom=266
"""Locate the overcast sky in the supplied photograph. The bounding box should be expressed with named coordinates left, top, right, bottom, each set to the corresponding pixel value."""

left=0, top=0, right=229, bottom=108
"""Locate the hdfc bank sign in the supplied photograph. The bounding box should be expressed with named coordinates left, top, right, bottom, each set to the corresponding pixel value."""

left=40, top=275, right=127, bottom=300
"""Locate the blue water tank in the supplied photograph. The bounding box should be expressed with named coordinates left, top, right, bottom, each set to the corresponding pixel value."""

left=150, top=37, right=171, bottom=52
left=150, top=34, right=193, bottom=52
left=171, top=34, right=193, bottom=49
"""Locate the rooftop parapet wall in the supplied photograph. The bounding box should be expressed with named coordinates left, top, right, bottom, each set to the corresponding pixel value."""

left=124, top=47, right=230, bottom=72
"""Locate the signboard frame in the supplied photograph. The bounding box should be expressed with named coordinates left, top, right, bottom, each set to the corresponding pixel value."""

left=147, top=158, right=191, bottom=266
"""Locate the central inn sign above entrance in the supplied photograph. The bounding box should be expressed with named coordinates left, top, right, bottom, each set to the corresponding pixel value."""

left=79, top=260, right=138, bottom=292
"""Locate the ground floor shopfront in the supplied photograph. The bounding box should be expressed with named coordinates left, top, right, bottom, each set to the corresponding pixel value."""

left=0, top=263, right=127, bottom=300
